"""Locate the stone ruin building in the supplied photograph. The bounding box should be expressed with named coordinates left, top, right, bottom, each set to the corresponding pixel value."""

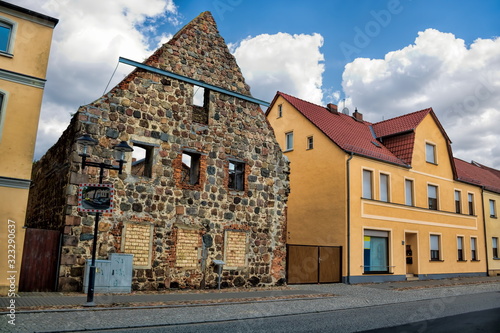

left=26, top=12, right=290, bottom=291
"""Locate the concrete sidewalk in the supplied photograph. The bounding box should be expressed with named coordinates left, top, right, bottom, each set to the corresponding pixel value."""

left=1, top=275, right=499, bottom=311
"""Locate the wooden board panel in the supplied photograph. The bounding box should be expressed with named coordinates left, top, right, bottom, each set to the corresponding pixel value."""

left=19, top=229, right=60, bottom=292
left=287, top=245, right=318, bottom=284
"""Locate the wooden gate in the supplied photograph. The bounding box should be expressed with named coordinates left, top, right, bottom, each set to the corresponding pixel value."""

left=19, top=228, right=61, bottom=292
left=287, top=245, right=341, bottom=284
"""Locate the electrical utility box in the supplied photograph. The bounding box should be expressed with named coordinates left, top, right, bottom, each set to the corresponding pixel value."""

left=83, top=253, right=134, bottom=293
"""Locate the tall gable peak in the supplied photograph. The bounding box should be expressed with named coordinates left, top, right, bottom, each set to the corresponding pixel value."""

left=142, top=11, right=251, bottom=96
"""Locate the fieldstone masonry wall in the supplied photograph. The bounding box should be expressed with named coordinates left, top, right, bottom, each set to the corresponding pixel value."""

left=27, top=11, right=290, bottom=291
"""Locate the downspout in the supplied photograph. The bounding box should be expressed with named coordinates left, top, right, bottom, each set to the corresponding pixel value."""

left=346, top=152, right=354, bottom=284
left=480, top=186, right=489, bottom=276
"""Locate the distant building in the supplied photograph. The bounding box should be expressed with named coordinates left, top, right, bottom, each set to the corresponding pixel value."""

left=0, top=1, right=57, bottom=295
left=267, top=92, right=487, bottom=283
left=27, top=12, right=289, bottom=291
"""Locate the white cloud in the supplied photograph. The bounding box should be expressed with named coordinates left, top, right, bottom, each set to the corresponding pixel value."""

left=342, top=28, right=500, bottom=168
left=8, top=0, right=179, bottom=159
left=231, top=32, right=325, bottom=105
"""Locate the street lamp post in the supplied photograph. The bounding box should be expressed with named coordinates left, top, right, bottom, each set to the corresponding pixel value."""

left=76, top=134, right=133, bottom=307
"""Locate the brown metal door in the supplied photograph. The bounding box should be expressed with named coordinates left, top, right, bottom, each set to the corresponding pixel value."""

left=287, top=245, right=318, bottom=284
left=319, top=246, right=341, bottom=283
left=19, top=229, right=61, bottom=292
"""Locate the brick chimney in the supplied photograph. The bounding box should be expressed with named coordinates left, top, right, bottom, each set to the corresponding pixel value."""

left=327, top=103, right=338, bottom=114
left=353, top=108, right=363, bottom=121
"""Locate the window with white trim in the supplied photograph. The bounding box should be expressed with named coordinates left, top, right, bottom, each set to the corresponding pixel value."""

left=430, top=234, right=440, bottom=261
left=0, top=19, right=13, bottom=54
left=307, top=136, right=314, bottom=150
left=468, top=193, right=475, bottom=216
left=428, top=185, right=438, bottom=210
left=379, top=173, right=389, bottom=202
left=425, top=143, right=436, bottom=164
left=285, top=131, right=293, bottom=151
left=457, top=236, right=464, bottom=261
left=455, top=190, right=462, bottom=214
left=362, top=170, right=373, bottom=199
left=405, top=179, right=414, bottom=206
left=490, top=199, right=497, bottom=218
left=470, top=237, right=478, bottom=261
left=492, top=237, right=498, bottom=258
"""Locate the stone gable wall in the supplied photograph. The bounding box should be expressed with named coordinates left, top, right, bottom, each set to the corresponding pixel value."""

left=27, top=12, right=290, bottom=291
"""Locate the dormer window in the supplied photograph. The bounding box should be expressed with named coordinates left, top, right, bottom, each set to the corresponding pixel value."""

left=425, top=143, right=436, bottom=164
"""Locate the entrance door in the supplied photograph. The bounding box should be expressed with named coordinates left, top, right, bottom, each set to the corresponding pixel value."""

left=405, top=233, right=418, bottom=275
left=287, top=245, right=342, bottom=284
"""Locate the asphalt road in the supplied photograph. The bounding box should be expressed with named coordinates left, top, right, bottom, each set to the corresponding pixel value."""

left=56, top=292, right=500, bottom=333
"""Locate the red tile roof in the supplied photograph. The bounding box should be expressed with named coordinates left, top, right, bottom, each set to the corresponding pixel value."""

left=372, top=109, right=431, bottom=138
left=454, top=158, right=500, bottom=194
left=274, top=92, right=409, bottom=166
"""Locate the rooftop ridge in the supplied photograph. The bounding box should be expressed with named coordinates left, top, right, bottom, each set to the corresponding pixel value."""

left=373, top=108, right=432, bottom=126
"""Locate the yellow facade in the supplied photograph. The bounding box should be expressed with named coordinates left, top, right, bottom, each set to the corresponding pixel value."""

left=0, top=2, right=57, bottom=295
left=483, top=191, right=500, bottom=275
left=267, top=93, right=487, bottom=283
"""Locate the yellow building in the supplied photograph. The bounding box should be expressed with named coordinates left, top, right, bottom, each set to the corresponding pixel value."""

left=267, top=92, right=487, bottom=283
left=0, top=1, right=57, bottom=294
left=455, top=159, right=500, bottom=276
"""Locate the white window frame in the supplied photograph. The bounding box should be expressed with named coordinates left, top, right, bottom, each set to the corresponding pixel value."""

left=430, top=234, right=441, bottom=261
left=457, top=236, right=465, bottom=261
left=428, top=184, right=439, bottom=210
left=405, top=178, right=414, bottom=206
left=306, top=136, right=314, bottom=150
left=470, top=237, right=478, bottom=261
left=490, top=199, right=497, bottom=218
left=492, top=237, right=498, bottom=259
left=285, top=131, right=294, bottom=151
left=425, top=142, right=437, bottom=164
left=277, top=104, right=283, bottom=118
left=0, top=90, right=8, bottom=142
left=454, top=190, right=462, bottom=214
left=362, top=169, right=373, bottom=200
left=468, top=193, right=475, bottom=216
left=0, top=16, right=17, bottom=56
left=379, top=173, right=390, bottom=202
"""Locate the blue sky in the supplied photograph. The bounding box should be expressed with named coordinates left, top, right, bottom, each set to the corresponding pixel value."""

left=9, top=0, right=500, bottom=167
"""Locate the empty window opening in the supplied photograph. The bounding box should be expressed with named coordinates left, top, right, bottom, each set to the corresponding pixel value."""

left=229, top=160, right=245, bottom=191
left=192, top=85, right=209, bottom=124
left=182, top=151, right=201, bottom=185
left=132, top=143, right=154, bottom=178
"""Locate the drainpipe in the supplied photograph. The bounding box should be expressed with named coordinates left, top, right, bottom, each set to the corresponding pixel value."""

left=480, top=186, right=489, bottom=276
left=346, top=152, right=354, bottom=284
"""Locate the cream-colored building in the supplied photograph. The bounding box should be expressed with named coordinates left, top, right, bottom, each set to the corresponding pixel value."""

left=267, top=92, right=487, bottom=283
left=0, top=1, right=57, bottom=294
